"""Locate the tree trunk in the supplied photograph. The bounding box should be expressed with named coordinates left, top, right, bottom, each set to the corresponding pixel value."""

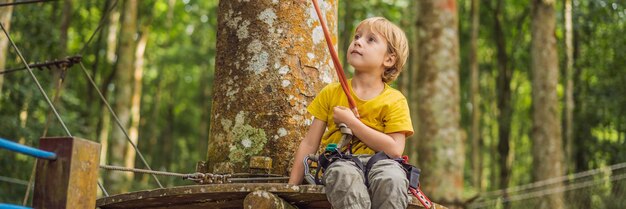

left=405, top=0, right=420, bottom=165
left=531, top=0, right=565, bottom=208
left=109, top=0, right=137, bottom=193
left=107, top=4, right=120, bottom=64
left=124, top=27, right=149, bottom=180
left=340, top=0, right=353, bottom=71
left=416, top=0, right=464, bottom=208
left=207, top=0, right=337, bottom=175
left=563, top=0, right=574, bottom=173
left=59, top=0, right=72, bottom=56
left=469, top=0, right=482, bottom=191
left=493, top=0, right=513, bottom=202
left=0, top=0, right=14, bottom=95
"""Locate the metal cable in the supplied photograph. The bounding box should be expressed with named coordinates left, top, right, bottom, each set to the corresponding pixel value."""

left=0, top=0, right=58, bottom=7
left=100, top=164, right=291, bottom=183
left=471, top=173, right=626, bottom=208
left=79, top=62, right=163, bottom=188
left=481, top=162, right=626, bottom=197
left=97, top=179, right=109, bottom=197
left=230, top=177, right=290, bottom=182
left=0, top=176, right=29, bottom=186
left=77, top=0, right=118, bottom=56
left=0, top=22, right=72, bottom=137
left=1, top=19, right=109, bottom=198
left=100, top=165, right=192, bottom=178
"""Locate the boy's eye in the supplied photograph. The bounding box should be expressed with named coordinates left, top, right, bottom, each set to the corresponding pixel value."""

left=354, top=34, right=361, bottom=39
left=368, top=37, right=376, bottom=42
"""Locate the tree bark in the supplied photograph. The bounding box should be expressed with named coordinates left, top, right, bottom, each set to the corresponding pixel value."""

left=109, top=0, right=138, bottom=193
left=493, top=0, right=513, bottom=202
left=531, top=0, right=565, bottom=208
left=563, top=0, right=574, bottom=173
left=207, top=0, right=337, bottom=175
left=0, top=0, right=14, bottom=95
left=416, top=0, right=464, bottom=208
left=469, top=0, right=481, bottom=191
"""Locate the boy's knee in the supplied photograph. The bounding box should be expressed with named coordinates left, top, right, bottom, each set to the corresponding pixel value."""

left=323, top=160, right=365, bottom=185
left=368, top=159, right=408, bottom=187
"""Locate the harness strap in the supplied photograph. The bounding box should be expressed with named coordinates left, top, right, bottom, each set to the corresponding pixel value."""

left=314, top=149, right=365, bottom=185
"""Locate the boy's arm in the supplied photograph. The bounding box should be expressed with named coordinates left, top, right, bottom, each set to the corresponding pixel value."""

left=288, top=118, right=326, bottom=185
left=333, top=106, right=407, bottom=158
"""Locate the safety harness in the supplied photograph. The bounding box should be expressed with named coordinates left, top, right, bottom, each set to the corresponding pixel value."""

left=303, top=124, right=434, bottom=208
left=309, top=0, right=435, bottom=208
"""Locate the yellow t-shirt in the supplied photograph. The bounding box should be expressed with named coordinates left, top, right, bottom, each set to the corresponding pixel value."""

left=307, top=79, right=414, bottom=155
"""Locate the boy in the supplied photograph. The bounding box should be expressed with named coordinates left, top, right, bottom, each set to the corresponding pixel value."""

left=288, top=17, right=412, bottom=209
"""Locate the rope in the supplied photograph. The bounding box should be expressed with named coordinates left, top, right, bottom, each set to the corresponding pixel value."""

left=311, top=0, right=360, bottom=118
left=79, top=62, right=163, bottom=188
left=0, top=0, right=58, bottom=7
left=0, top=22, right=72, bottom=137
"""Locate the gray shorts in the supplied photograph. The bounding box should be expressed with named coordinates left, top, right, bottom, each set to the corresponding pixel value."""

left=322, top=155, right=410, bottom=209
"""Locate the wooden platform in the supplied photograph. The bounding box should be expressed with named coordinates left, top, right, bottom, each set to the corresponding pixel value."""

left=96, top=183, right=446, bottom=209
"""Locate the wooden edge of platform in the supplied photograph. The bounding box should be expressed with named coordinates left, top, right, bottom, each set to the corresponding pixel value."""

left=96, top=183, right=447, bottom=209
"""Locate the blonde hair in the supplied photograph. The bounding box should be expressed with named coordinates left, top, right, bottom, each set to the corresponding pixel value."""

left=354, top=17, right=409, bottom=83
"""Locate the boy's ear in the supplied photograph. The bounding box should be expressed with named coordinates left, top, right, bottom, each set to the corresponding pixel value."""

left=383, top=53, right=397, bottom=68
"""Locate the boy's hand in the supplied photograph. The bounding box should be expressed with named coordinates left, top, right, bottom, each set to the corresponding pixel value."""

left=333, top=106, right=358, bottom=125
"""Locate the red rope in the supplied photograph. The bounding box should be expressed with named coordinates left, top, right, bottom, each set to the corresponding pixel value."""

left=311, top=0, right=360, bottom=118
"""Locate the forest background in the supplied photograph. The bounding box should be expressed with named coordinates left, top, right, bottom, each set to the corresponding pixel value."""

left=1, top=0, right=624, bottom=208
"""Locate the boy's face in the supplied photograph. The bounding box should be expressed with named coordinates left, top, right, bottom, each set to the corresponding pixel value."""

left=347, top=27, right=395, bottom=74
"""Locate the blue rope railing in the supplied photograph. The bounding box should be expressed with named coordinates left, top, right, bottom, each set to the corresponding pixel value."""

left=0, top=203, right=32, bottom=209
left=0, top=138, right=57, bottom=160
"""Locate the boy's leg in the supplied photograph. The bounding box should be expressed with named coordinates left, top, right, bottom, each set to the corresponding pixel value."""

left=323, top=159, right=370, bottom=209
left=367, top=159, right=410, bottom=209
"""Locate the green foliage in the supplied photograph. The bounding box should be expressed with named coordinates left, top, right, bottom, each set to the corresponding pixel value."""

left=1, top=0, right=625, bottom=206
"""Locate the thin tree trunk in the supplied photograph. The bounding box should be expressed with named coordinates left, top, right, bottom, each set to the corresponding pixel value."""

left=59, top=0, right=72, bottom=56
left=469, top=0, right=482, bottom=191
left=493, top=0, right=513, bottom=204
left=109, top=0, right=137, bottom=193
left=107, top=5, right=120, bottom=64
left=416, top=0, right=464, bottom=208
left=564, top=0, right=575, bottom=173
left=405, top=0, right=420, bottom=165
left=340, top=0, right=353, bottom=71
left=531, top=0, right=565, bottom=208
left=124, top=27, right=149, bottom=180
left=0, top=0, right=13, bottom=95
left=207, top=0, right=338, bottom=175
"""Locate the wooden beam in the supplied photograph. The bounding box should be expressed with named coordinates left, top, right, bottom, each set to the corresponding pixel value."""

left=33, top=137, right=101, bottom=209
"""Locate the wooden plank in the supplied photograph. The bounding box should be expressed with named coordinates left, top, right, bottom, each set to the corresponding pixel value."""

left=97, top=183, right=447, bottom=209
left=33, top=137, right=101, bottom=209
